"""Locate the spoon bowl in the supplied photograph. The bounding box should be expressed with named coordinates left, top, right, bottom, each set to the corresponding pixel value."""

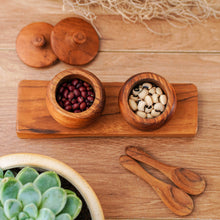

left=120, top=155, right=194, bottom=216
left=126, top=146, right=206, bottom=195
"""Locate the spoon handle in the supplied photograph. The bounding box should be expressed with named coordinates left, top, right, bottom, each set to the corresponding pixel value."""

left=126, top=146, right=206, bottom=196
left=126, top=146, right=176, bottom=178
left=119, top=155, right=193, bottom=216
left=120, top=155, right=165, bottom=188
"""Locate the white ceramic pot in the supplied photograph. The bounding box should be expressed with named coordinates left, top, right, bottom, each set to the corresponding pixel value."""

left=0, top=153, right=104, bottom=220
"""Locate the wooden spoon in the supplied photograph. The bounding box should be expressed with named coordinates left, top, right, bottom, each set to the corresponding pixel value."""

left=120, top=155, right=194, bottom=216
left=126, top=146, right=206, bottom=195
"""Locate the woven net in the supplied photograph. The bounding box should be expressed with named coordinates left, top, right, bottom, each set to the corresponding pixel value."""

left=63, top=0, right=220, bottom=32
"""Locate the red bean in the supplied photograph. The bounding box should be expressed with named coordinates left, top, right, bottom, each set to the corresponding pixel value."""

left=87, top=96, right=94, bottom=102
left=63, top=89, right=69, bottom=98
left=64, top=100, right=71, bottom=106
left=68, top=92, right=74, bottom=100
left=81, top=91, right=87, bottom=98
left=79, top=86, right=86, bottom=92
left=72, top=79, right=78, bottom=86
left=74, top=109, right=81, bottom=113
left=65, top=105, right=72, bottom=111
left=73, top=89, right=80, bottom=97
left=80, top=102, right=87, bottom=110
left=87, top=91, right=94, bottom=97
left=68, top=85, right=74, bottom=91
left=59, top=86, right=64, bottom=93
left=76, top=83, right=82, bottom=89
left=57, top=78, right=95, bottom=113
left=71, top=99, right=77, bottom=104
left=59, top=101, right=64, bottom=107
left=72, top=103, right=79, bottom=110
left=83, top=82, right=89, bottom=87
left=77, top=96, right=84, bottom=103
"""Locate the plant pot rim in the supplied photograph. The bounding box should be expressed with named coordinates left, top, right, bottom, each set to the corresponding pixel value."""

left=0, top=153, right=104, bottom=220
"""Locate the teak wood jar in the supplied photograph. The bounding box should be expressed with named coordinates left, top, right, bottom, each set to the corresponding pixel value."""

left=46, top=68, right=105, bottom=128
left=119, top=72, right=177, bottom=130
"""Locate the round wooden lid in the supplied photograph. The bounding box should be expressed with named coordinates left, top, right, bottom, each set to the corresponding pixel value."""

left=16, top=22, right=58, bottom=68
left=51, top=17, right=99, bottom=65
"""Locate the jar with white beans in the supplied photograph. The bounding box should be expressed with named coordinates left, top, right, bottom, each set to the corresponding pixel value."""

left=128, top=82, right=167, bottom=119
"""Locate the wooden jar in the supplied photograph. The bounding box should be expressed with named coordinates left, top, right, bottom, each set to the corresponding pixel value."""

left=119, top=72, right=177, bottom=130
left=46, top=68, right=105, bottom=128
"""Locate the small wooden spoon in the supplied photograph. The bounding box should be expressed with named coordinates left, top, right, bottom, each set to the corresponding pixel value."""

left=126, top=146, right=206, bottom=195
left=120, top=155, right=194, bottom=216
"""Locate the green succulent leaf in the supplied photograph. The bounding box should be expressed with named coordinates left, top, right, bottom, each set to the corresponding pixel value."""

left=36, top=208, right=55, bottom=220
left=41, top=187, right=66, bottom=215
left=23, top=203, right=38, bottom=218
left=34, top=171, right=61, bottom=194
left=55, top=213, right=71, bottom=220
left=0, top=177, right=21, bottom=204
left=18, top=211, right=29, bottom=220
left=60, top=194, right=82, bottom=219
left=11, top=217, right=18, bottom=220
left=18, top=183, right=41, bottom=207
left=16, top=167, right=39, bottom=185
left=0, top=207, right=8, bottom=220
left=4, top=199, right=22, bottom=219
left=65, top=190, right=76, bottom=196
left=0, top=169, right=4, bottom=179
left=4, top=170, right=14, bottom=178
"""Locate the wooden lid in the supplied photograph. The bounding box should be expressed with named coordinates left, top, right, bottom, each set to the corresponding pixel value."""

left=16, top=22, right=58, bottom=68
left=51, top=17, right=99, bottom=65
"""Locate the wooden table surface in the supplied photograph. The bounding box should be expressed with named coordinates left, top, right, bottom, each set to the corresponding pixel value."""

left=1, top=0, right=220, bottom=219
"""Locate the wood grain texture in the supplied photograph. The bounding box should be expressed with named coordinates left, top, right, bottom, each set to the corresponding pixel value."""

left=126, top=146, right=206, bottom=196
left=1, top=0, right=220, bottom=219
left=51, top=17, right=99, bottom=65
left=46, top=68, right=105, bottom=128
left=16, top=22, right=58, bottom=68
left=119, top=155, right=194, bottom=216
left=1, top=0, right=220, bottom=52
left=119, top=72, right=177, bottom=130
left=17, top=80, right=197, bottom=138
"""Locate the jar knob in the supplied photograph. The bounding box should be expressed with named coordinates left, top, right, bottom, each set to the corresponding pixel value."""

left=32, top=34, right=46, bottom=47
left=72, top=31, right=87, bottom=44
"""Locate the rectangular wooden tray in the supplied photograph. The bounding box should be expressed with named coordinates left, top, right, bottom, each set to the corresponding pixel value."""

left=17, top=80, right=198, bottom=138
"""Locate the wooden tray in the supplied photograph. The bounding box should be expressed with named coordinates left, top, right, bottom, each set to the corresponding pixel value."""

left=17, top=80, right=198, bottom=138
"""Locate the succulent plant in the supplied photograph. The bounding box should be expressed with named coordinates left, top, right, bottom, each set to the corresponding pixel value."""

left=0, top=167, right=82, bottom=220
